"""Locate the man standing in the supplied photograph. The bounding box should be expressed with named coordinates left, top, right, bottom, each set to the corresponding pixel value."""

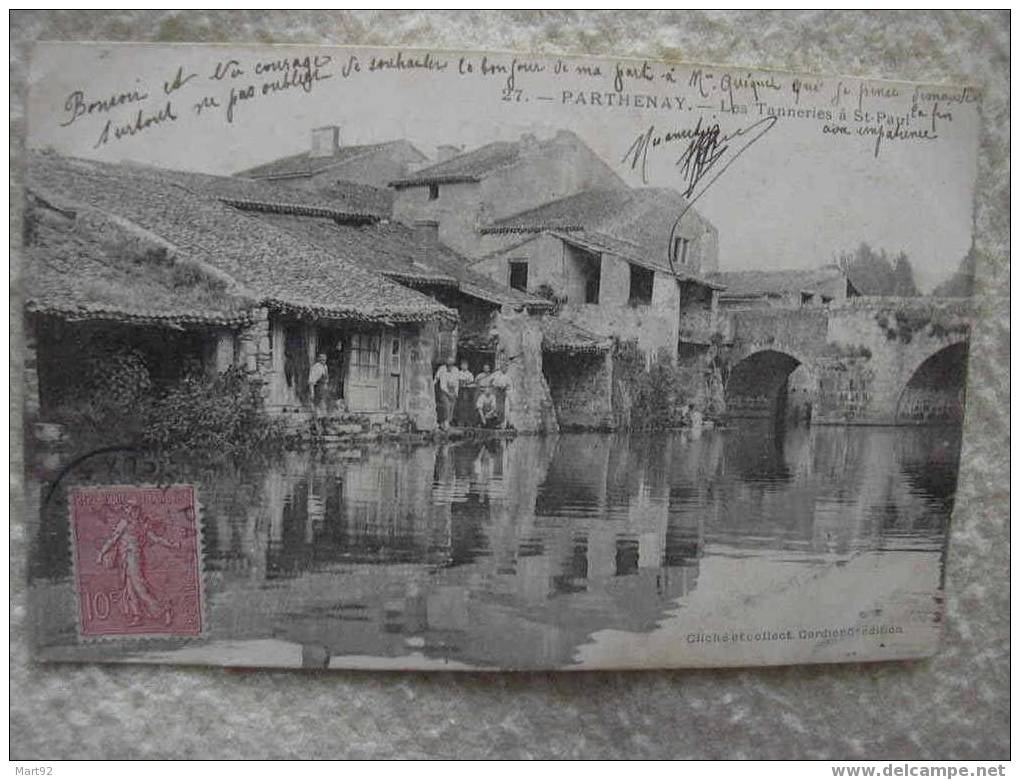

left=474, top=363, right=493, bottom=388
left=489, top=360, right=512, bottom=429
left=454, top=359, right=475, bottom=426
left=308, top=353, right=329, bottom=418
left=434, top=356, right=460, bottom=430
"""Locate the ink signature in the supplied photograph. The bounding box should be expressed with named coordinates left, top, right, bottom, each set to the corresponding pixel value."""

left=621, top=116, right=778, bottom=271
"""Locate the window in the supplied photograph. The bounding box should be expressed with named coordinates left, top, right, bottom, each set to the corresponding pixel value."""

left=585, top=263, right=601, bottom=304
left=628, top=263, right=654, bottom=306
left=348, top=333, right=381, bottom=380
left=428, top=183, right=439, bottom=201
left=389, top=337, right=401, bottom=375
left=672, top=236, right=691, bottom=266
left=509, top=261, right=529, bottom=292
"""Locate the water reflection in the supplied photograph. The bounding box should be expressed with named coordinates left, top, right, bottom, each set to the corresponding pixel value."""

left=30, top=422, right=959, bottom=669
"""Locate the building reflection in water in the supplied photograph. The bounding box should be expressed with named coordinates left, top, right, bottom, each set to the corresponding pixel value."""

left=30, top=423, right=958, bottom=669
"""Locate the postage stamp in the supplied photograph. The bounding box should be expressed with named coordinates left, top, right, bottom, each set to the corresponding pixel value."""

left=68, top=485, right=204, bottom=639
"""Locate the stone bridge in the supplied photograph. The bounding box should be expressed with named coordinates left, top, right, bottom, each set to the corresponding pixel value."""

left=720, top=297, right=972, bottom=425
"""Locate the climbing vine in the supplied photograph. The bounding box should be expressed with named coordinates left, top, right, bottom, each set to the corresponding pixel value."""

left=875, top=307, right=970, bottom=345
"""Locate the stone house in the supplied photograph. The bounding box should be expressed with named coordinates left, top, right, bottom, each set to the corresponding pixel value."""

left=710, top=266, right=859, bottom=312
left=469, top=187, right=724, bottom=364
left=388, top=133, right=727, bottom=422
left=238, top=206, right=577, bottom=433
left=237, top=125, right=428, bottom=195
left=389, top=130, right=627, bottom=258
left=24, top=152, right=456, bottom=434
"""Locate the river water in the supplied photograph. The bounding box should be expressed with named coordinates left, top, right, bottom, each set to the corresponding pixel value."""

left=29, top=421, right=960, bottom=669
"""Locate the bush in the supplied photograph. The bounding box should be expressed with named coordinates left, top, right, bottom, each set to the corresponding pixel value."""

left=56, top=357, right=283, bottom=458
left=142, top=367, right=283, bottom=454
left=613, top=341, right=688, bottom=430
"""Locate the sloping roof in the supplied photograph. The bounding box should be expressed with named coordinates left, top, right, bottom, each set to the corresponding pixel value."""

left=390, top=141, right=522, bottom=187
left=155, top=157, right=394, bottom=218
left=482, top=187, right=720, bottom=284
left=248, top=213, right=458, bottom=287
left=710, top=267, right=847, bottom=298
left=117, top=165, right=384, bottom=222
left=237, top=140, right=425, bottom=180
left=456, top=315, right=609, bottom=355
left=243, top=211, right=553, bottom=311
left=26, top=153, right=455, bottom=325
left=549, top=229, right=724, bottom=288
left=538, top=316, right=612, bottom=354
left=311, top=179, right=394, bottom=217
left=390, top=131, right=610, bottom=188
left=482, top=187, right=632, bottom=233
left=25, top=196, right=256, bottom=327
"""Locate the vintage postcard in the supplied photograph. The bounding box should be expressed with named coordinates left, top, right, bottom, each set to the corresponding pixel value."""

left=20, top=42, right=979, bottom=670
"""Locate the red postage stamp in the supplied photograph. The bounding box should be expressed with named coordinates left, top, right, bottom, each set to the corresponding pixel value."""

left=69, top=485, right=204, bottom=639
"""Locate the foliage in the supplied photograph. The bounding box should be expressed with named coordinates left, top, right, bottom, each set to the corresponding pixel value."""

left=143, top=367, right=283, bottom=454
left=531, top=283, right=568, bottom=314
left=55, top=355, right=284, bottom=459
left=612, top=341, right=688, bottom=430
left=836, top=242, right=919, bottom=297
left=875, top=308, right=970, bottom=344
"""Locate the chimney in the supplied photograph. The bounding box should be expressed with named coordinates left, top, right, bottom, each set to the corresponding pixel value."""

left=436, top=144, right=463, bottom=163
left=412, top=220, right=439, bottom=266
left=310, top=125, right=340, bottom=158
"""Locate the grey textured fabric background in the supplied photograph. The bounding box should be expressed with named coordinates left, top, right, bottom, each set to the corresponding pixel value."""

left=9, top=10, right=1009, bottom=760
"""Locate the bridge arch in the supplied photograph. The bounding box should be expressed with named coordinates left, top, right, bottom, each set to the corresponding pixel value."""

left=724, top=347, right=816, bottom=421
left=895, top=340, right=969, bottom=425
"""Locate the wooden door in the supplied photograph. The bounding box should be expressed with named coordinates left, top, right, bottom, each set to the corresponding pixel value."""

left=345, top=332, right=382, bottom=411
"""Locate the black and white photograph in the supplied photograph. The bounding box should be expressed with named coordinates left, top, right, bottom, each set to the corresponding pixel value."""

left=21, top=41, right=980, bottom=671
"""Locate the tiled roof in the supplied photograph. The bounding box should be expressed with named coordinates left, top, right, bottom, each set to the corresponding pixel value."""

left=390, top=141, right=521, bottom=187
left=711, top=267, right=847, bottom=297
left=26, top=153, right=455, bottom=325
left=24, top=195, right=257, bottom=327
left=538, top=316, right=612, bottom=354
left=483, top=187, right=718, bottom=282
left=457, top=315, right=609, bottom=354
left=237, top=140, right=423, bottom=180
left=311, top=179, right=394, bottom=217
left=390, top=131, right=604, bottom=188
left=247, top=212, right=553, bottom=311
left=250, top=213, right=457, bottom=286
left=481, top=188, right=630, bottom=233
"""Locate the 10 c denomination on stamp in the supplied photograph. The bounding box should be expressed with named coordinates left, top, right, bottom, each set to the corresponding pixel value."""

left=69, top=485, right=204, bottom=639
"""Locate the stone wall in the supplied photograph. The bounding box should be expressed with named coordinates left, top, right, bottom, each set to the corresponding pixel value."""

left=237, top=307, right=274, bottom=404
left=393, top=131, right=626, bottom=259
left=727, top=307, right=830, bottom=355
left=543, top=350, right=614, bottom=430
left=23, top=316, right=40, bottom=420
left=392, top=180, right=485, bottom=258
left=560, top=257, right=681, bottom=367
left=722, top=301, right=971, bottom=425
left=492, top=310, right=558, bottom=434
left=401, top=322, right=439, bottom=431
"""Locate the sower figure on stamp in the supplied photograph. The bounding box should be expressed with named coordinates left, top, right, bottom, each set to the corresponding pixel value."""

left=96, top=503, right=179, bottom=627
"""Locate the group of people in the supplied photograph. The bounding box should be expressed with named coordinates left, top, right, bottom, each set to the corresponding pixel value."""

left=434, top=357, right=511, bottom=430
